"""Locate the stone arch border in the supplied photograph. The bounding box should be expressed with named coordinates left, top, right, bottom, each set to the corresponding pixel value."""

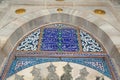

left=0, top=8, right=120, bottom=80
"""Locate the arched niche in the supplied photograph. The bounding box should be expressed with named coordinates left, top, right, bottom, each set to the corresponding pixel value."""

left=0, top=9, right=120, bottom=80
left=2, top=23, right=117, bottom=80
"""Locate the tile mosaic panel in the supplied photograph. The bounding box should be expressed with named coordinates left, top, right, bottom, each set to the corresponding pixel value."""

left=41, top=28, right=79, bottom=51
left=15, top=23, right=104, bottom=53
left=80, top=30, right=103, bottom=52
left=16, top=29, right=40, bottom=51
left=2, top=23, right=117, bottom=80
left=7, top=57, right=111, bottom=78
left=7, top=62, right=111, bottom=80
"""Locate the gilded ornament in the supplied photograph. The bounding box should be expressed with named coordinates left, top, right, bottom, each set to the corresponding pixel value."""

left=15, top=8, right=26, bottom=14
left=94, top=9, right=106, bottom=15
left=57, top=8, right=63, bottom=13
left=56, top=0, right=64, bottom=1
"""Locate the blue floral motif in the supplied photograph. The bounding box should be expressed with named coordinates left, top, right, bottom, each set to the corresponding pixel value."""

left=80, top=30, right=103, bottom=52
left=7, top=57, right=111, bottom=78
left=16, top=29, right=40, bottom=51
left=41, top=28, right=79, bottom=51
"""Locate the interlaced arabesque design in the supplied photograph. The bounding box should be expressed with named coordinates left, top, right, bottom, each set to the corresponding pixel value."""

left=16, top=24, right=103, bottom=52
left=80, top=30, right=103, bottom=52
left=4, top=23, right=118, bottom=80
left=17, top=29, right=40, bottom=51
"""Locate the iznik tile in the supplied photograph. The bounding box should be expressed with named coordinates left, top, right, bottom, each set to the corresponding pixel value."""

left=41, top=28, right=79, bottom=51
left=16, top=29, right=40, bottom=51
left=80, top=30, right=103, bottom=52
left=7, top=57, right=111, bottom=78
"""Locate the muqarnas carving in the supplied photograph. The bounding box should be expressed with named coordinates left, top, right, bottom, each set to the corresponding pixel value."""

left=61, top=63, right=73, bottom=80
left=31, top=66, right=42, bottom=80
left=15, top=74, right=24, bottom=80
left=75, top=67, right=89, bottom=80
left=46, top=63, right=59, bottom=80
left=96, top=75, right=104, bottom=80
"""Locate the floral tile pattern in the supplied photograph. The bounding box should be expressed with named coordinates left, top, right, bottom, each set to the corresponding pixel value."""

left=7, top=57, right=111, bottom=78
left=16, top=29, right=40, bottom=51
left=80, top=30, right=103, bottom=52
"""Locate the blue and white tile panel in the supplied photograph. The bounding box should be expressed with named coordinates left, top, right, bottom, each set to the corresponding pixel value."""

left=80, top=30, right=103, bottom=52
left=16, top=29, right=40, bottom=51
left=41, top=28, right=79, bottom=51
